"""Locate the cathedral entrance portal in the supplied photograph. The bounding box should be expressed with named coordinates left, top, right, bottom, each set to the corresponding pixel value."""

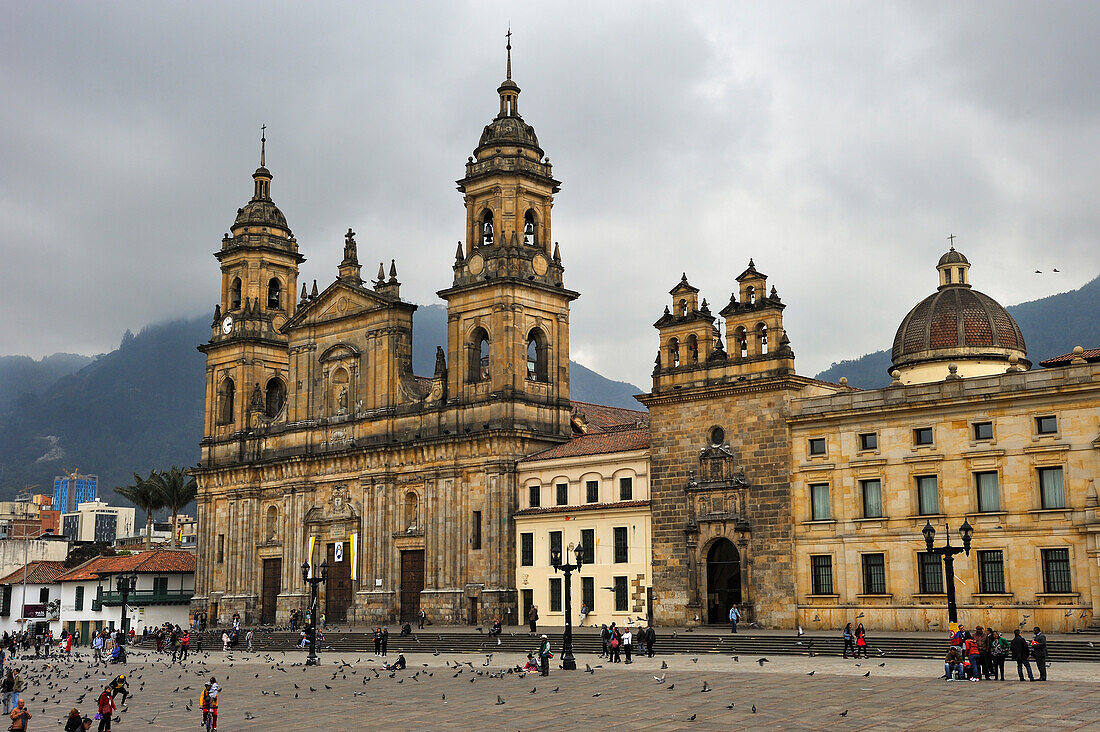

left=400, top=550, right=424, bottom=622
left=325, top=543, right=352, bottom=622
left=706, top=539, right=742, bottom=624
left=261, top=558, right=281, bottom=625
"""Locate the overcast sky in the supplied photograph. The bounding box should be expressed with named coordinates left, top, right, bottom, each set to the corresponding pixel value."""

left=2, top=1, right=1098, bottom=388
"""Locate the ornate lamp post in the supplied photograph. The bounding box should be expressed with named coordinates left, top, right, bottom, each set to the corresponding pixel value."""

left=300, top=559, right=328, bottom=666
left=550, top=543, right=584, bottom=671
left=116, top=573, right=138, bottom=643
left=734, top=518, right=751, bottom=614
left=922, top=519, right=974, bottom=624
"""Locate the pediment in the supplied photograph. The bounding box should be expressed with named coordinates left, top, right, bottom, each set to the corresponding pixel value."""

left=283, top=280, right=392, bottom=332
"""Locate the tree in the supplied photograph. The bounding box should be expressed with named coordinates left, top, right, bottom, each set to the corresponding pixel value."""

left=115, top=471, right=165, bottom=550
left=149, top=466, right=197, bottom=548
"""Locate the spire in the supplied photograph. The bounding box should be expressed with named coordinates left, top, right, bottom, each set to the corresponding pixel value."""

left=388, top=259, right=398, bottom=282
left=252, top=125, right=272, bottom=201
left=260, top=124, right=266, bottom=167
left=497, top=28, right=520, bottom=117
left=506, top=26, right=512, bottom=81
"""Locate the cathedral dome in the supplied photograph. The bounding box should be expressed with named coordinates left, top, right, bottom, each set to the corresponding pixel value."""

left=477, top=114, right=542, bottom=155
left=890, top=246, right=1028, bottom=382
left=234, top=195, right=289, bottom=230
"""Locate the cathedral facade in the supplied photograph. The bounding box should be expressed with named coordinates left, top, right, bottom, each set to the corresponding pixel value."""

left=192, top=50, right=579, bottom=626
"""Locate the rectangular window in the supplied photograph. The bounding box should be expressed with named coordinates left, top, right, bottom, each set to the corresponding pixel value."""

left=861, top=553, right=887, bottom=595
left=973, top=421, right=993, bottom=441
left=520, top=533, right=534, bottom=566
left=613, top=576, right=628, bottom=611
left=859, top=432, right=878, bottom=451
left=810, top=483, right=830, bottom=521
left=581, top=576, right=594, bottom=612
left=549, top=531, right=562, bottom=566
left=913, top=427, right=934, bottom=446
left=153, top=577, right=168, bottom=595
left=860, top=479, right=883, bottom=518
left=549, top=577, right=562, bottom=612
left=580, top=529, right=595, bottom=564
left=217, top=534, right=225, bottom=563
left=39, top=587, right=49, bottom=603
left=810, top=555, right=833, bottom=595
left=1036, top=415, right=1058, bottom=435
left=808, top=438, right=826, bottom=456
left=917, top=552, right=944, bottom=594
left=0, top=585, right=10, bottom=617
left=529, top=484, right=541, bottom=508
left=916, top=475, right=939, bottom=515
left=975, top=471, right=1000, bottom=512
left=586, top=480, right=599, bottom=503
left=556, top=483, right=568, bottom=506
left=978, top=550, right=1005, bottom=594
left=74, top=585, right=84, bottom=611
left=472, top=511, right=482, bottom=550
left=619, top=477, right=633, bottom=501
left=1039, top=467, right=1065, bottom=509
left=1042, top=548, right=1072, bottom=593
left=944, top=269, right=952, bottom=284
left=613, top=526, right=628, bottom=563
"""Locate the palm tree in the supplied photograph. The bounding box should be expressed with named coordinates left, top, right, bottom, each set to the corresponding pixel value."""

left=149, top=467, right=197, bottom=548
left=115, top=471, right=165, bottom=550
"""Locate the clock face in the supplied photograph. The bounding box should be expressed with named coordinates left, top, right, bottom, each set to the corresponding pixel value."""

left=221, top=315, right=234, bottom=335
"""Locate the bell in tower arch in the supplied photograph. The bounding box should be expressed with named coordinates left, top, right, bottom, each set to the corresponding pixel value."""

left=523, top=210, right=536, bottom=246
left=482, top=211, right=494, bottom=246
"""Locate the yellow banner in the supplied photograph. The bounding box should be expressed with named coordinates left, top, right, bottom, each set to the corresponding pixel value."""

left=350, top=532, right=358, bottom=580
left=308, top=535, right=316, bottom=578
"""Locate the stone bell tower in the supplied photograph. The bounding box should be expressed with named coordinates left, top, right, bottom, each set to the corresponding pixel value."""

left=437, top=34, right=577, bottom=438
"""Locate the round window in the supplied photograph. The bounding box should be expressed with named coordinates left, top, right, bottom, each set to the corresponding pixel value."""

left=709, top=426, right=725, bottom=446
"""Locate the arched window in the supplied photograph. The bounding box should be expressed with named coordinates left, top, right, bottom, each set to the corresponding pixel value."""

left=481, top=210, right=494, bottom=246
left=468, top=328, right=490, bottom=383
left=267, top=278, right=282, bottom=309
left=404, top=492, right=419, bottom=531
left=265, top=377, right=286, bottom=418
left=523, top=209, right=536, bottom=246
left=331, top=367, right=350, bottom=415
left=526, top=329, right=549, bottom=382
left=746, top=286, right=755, bottom=305
left=735, top=327, right=748, bottom=358
left=678, top=299, right=688, bottom=317
left=669, top=337, right=680, bottom=368
left=687, top=334, right=699, bottom=364
left=230, top=277, right=242, bottom=310
left=756, top=323, right=768, bottom=355
left=218, top=378, right=235, bottom=425
left=265, top=505, right=278, bottom=541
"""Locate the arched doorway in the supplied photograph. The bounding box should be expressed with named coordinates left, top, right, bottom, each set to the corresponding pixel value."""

left=706, top=539, right=742, bottom=624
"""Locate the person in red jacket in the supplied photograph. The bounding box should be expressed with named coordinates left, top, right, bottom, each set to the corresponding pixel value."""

left=96, top=686, right=116, bottom=731
left=962, top=632, right=981, bottom=681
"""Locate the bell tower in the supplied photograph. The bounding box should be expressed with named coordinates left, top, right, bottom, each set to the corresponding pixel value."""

left=199, top=130, right=304, bottom=447
left=437, top=34, right=577, bottom=435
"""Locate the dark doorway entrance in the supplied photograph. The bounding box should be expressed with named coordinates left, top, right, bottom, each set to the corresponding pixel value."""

left=325, top=543, right=352, bottom=622
left=400, top=550, right=424, bottom=623
left=261, top=558, right=282, bottom=625
left=706, top=539, right=742, bottom=624
left=521, top=589, right=533, bottom=629
left=467, top=596, right=478, bottom=625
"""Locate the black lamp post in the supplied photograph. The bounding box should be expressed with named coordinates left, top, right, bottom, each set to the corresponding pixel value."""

left=300, top=559, right=328, bottom=666
left=116, top=572, right=138, bottom=644
left=550, top=543, right=584, bottom=671
left=922, top=519, right=974, bottom=624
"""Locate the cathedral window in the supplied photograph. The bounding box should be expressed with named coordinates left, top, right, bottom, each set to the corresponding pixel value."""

left=267, top=278, right=282, bottom=309
left=678, top=299, right=687, bottom=316
left=404, top=492, right=419, bottom=532
left=230, top=277, right=242, bottom=310
left=686, top=334, right=699, bottom=364
left=756, top=323, right=768, bottom=354
left=265, top=505, right=278, bottom=541
left=330, top=367, right=350, bottom=415
left=265, top=377, right=286, bottom=418
left=944, top=269, right=952, bottom=284
left=468, top=328, right=490, bottom=383
left=734, top=327, right=748, bottom=358
left=526, top=329, right=549, bottom=382
left=217, top=378, right=235, bottom=425
left=523, top=209, right=536, bottom=246
left=668, top=338, right=680, bottom=368
left=481, top=210, right=494, bottom=246
left=746, top=286, right=755, bottom=304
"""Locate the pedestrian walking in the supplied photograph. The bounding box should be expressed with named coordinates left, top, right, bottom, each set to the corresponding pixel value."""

left=528, top=605, right=539, bottom=635
left=418, top=609, right=426, bottom=630
left=609, top=628, right=621, bottom=663
left=381, top=626, right=389, bottom=656
left=579, top=603, right=588, bottom=627
left=1, top=669, right=13, bottom=714
left=1011, top=628, right=1034, bottom=681
left=64, top=708, right=84, bottom=732
left=373, top=628, right=381, bottom=656
left=976, top=626, right=992, bottom=679
left=622, top=628, right=633, bottom=664
left=963, top=632, right=980, bottom=681
left=842, top=623, right=855, bottom=658
left=538, top=635, right=551, bottom=677
left=96, top=686, right=115, bottom=731
left=990, top=630, right=1008, bottom=680
left=1032, top=627, right=1048, bottom=681
left=854, top=623, right=868, bottom=659
left=92, top=633, right=104, bottom=664
left=729, top=604, right=742, bottom=633
left=645, top=624, right=656, bottom=658
left=599, top=624, right=609, bottom=658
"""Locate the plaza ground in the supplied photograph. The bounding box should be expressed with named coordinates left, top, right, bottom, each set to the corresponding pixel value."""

left=9, top=644, right=1100, bottom=731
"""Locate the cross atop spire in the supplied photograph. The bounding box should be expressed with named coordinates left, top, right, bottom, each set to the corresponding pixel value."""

left=260, top=124, right=266, bottom=167
left=947, top=233, right=956, bottom=250
left=506, top=27, right=512, bottom=80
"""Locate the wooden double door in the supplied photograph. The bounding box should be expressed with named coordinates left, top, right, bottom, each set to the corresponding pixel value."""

left=400, top=550, right=424, bottom=622
left=261, top=558, right=281, bottom=625
left=325, top=543, right=353, bottom=622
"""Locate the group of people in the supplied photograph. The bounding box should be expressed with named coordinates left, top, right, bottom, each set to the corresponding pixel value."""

left=600, top=623, right=657, bottom=662
left=943, top=625, right=1048, bottom=682
left=372, top=627, right=390, bottom=656
left=841, top=623, right=870, bottom=658
left=151, top=623, right=196, bottom=660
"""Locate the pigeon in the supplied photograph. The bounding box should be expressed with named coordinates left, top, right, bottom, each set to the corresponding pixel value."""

left=812, top=614, right=821, bottom=622
left=244, top=712, right=255, bottom=720
left=879, top=662, right=886, bottom=667
left=691, top=657, right=698, bottom=663
left=725, top=703, right=736, bottom=709
left=1054, top=268, right=1060, bottom=272
left=701, top=680, right=711, bottom=693
left=592, top=692, right=602, bottom=697
left=807, top=671, right=815, bottom=676
left=863, top=671, right=871, bottom=677
left=660, top=660, right=668, bottom=669
left=552, top=687, right=559, bottom=693
left=752, top=705, right=757, bottom=714
left=855, top=612, right=865, bottom=619
left=1035, top=270, right=1042, bottom=274
left=495, top=695, right=505, bottom=705
left=653, top=674, right=666, bottom=684
left=756, top=658, right=769, bottom=666
left=530, top=687, right=537, bottom=694
left=840, top=710, right=849, bottom=717
left=687, top=713, right=697, bottom=721
left=667, top=684, right=675, bottom=690
left=797, top=626, right=804, bottom=636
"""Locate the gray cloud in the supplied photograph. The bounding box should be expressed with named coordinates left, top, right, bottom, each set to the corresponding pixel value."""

left=2, top=1, right=1097, bottom=388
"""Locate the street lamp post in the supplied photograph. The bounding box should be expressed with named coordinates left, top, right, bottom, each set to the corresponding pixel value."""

left=550, top=544, right=584, bottom=671
left=116, top=573, right=138, bottom=644
left=922, top=519, right=974, bottom=624
left=300, top=560, right=328, bottom=666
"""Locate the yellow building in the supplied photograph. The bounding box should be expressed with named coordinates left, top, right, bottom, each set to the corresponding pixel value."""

left=789, top=250, right=1100, bottom=632
left=514, top=403, right=651, bottom=627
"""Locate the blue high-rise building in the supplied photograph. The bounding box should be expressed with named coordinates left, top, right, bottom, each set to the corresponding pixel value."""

left=54, top=472, right=97, bottom=513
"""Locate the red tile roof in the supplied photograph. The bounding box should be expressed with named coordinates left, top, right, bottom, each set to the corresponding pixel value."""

left=1041, top=348, right=1100, bottom=367
left=570, top=401, right=649, bottom=433
left=520, top=426, right=650, bottom=461
left=515, top=500, right=651, bottom=517
left=0, top=561, right=67, bottom=586
left=56, top=550, right=196, bottom=582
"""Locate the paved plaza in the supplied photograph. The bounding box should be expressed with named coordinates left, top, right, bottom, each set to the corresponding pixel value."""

left=9, top=646, right=1100, bottom=731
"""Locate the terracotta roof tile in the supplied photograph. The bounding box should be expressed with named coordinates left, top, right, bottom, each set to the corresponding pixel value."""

left=1041, top=348, right=1100, bottom=367
left=514, top=500, right=650, bottom=517
left=56, top=550, right=195, bottom=582
left=0, top=561, right=68, bottom=586
left=570, top=401, right=648, bottom=433
left=520, top=427, right=649, bottom=461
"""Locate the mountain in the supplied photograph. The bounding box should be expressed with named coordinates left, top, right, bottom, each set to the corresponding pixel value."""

left=0, top=306, right=644, bottom=502
left=815, top=274, right=1100, bottom=388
